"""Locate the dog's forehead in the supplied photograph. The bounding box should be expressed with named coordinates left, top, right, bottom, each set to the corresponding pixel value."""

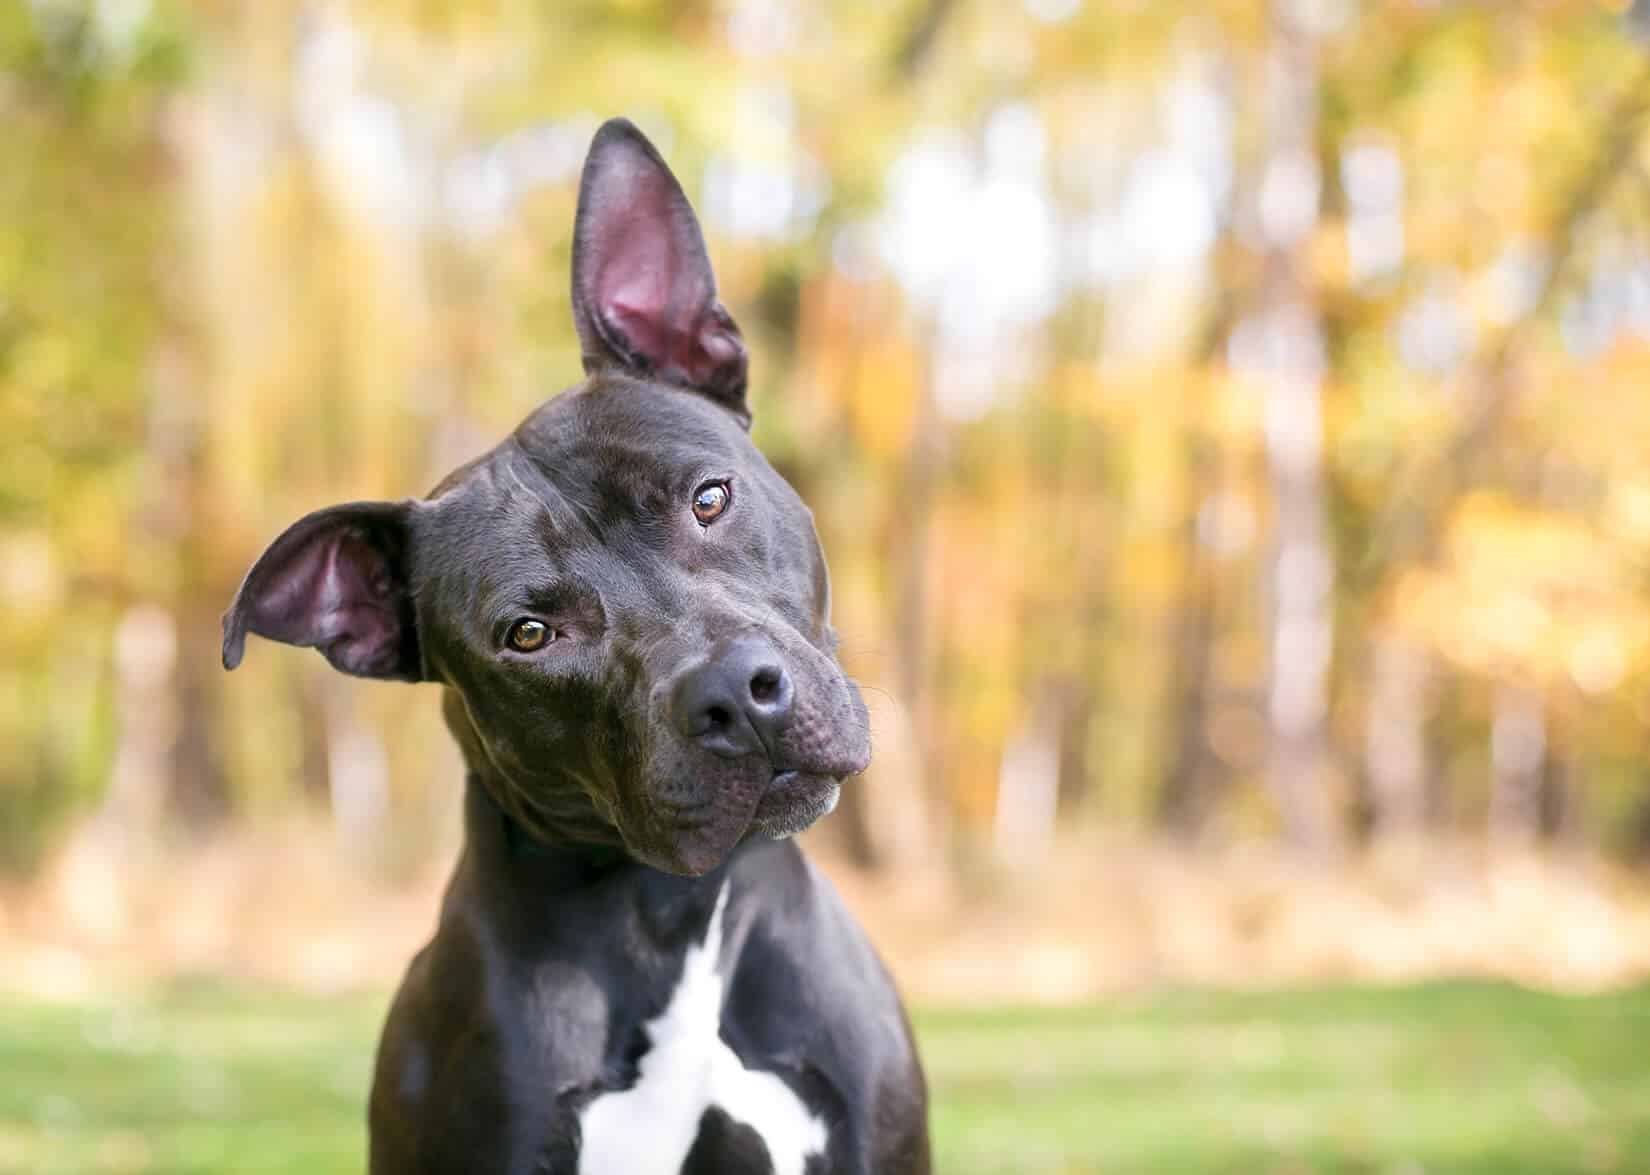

left=514, top=379, right=750, bottom=476
left=421, top=379, right=787, bottom=556
left=416, top=379, right=820, bottom=598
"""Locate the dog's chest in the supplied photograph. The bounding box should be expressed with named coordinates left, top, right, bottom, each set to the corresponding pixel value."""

left=575, top=886, right=827, bottom=1175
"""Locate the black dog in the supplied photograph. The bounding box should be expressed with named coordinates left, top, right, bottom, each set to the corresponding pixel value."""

left=222, top=119, right=929, bottom=1175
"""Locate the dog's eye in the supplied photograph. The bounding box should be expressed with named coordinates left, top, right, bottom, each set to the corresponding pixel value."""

left=692, top=481, right=731, bottom=525
left=506, top=619, right=554, bottom=652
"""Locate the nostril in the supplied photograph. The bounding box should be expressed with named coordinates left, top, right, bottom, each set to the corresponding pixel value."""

left=748, top=666, right=782, bottom=706
left=669, top=642, right=791, bottom=756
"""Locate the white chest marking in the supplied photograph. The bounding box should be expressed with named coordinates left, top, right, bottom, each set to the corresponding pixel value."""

left=577, top=885, right=828, bottom=1175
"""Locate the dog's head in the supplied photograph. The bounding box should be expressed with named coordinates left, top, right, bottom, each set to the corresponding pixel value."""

left=221, top=120, right=870, bottom=875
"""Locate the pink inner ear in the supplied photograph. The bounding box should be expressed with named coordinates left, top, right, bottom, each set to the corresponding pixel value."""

left=601, top=278, right=742, bottom=393
left=241, top=523, right=410, bottom=679
left=592, top=187, right=713, bottom=370
left=608, top=281, right=690, bottom=371
left=572, top=123, right=747, bottom=405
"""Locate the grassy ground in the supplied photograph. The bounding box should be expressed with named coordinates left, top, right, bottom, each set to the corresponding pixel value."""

left=1, top=980, right=1646, bottom=1174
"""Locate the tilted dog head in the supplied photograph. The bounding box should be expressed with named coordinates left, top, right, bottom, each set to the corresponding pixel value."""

left=221, top=119, right=870, bottom=876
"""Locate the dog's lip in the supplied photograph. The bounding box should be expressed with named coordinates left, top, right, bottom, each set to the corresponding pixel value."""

left=766, top=764, right=844, bottom=791
left=753, top=767, right=836, bottom=816
left=748, top=769, right=841, bottom=840
left=767, top=742, right=871, bottom=784
left=764, top=767, right=811, bottom=798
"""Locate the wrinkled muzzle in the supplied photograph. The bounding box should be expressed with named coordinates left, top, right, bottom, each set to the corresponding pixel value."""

left=620, top=629, right=871, bottom=875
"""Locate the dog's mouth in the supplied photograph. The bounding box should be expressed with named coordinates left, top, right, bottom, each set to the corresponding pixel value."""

left=649, top=767, right=843, bottom=874
left=747, top=767, right=843, bottom=839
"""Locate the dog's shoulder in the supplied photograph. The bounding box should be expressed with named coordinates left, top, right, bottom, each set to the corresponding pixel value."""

left=721, top=842, right=931, bottom=1175
left=368, top=929, right=521, bottom=1172
left=367, top=901, right=605, bottom=1174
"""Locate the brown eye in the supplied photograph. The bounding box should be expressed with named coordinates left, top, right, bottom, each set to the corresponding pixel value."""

left=507, top=619, right=552, bottom=652
left=692, top=481, right=730, bottom=525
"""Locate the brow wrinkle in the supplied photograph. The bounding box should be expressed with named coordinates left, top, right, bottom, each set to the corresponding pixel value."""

left=503, top=460, right=539, bottom=505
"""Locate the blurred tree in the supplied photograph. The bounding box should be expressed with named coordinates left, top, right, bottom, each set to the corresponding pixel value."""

left=0, top=0, right=189, bottom=870
left=7, top=0, right=1650, bottom=883
left=1251, top=0, right=1340, bottom=858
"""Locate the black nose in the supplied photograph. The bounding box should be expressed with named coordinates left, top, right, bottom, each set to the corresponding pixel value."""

left=669, top=637, right=794, bottom=759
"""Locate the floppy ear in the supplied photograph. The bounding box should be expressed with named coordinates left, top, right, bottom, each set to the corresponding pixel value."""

left=571, top=118, right=750, bottom=426
left=221, top=500, right=424, bottom=682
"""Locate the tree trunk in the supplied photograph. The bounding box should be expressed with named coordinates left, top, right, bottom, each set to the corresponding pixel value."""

left=1490, top=682, right=1546, bottom=845
left=1255, top=1, right=1339, bottom=858
left=1364, top=631, right=1432, bottom=840
left=888, top=338, right=946, bottom=842
left=1158, top=491, right=1221, bottom=837
left=158, top=353, right=233, bottom=831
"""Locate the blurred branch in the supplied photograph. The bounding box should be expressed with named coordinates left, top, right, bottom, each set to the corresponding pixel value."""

left=1358, top=53, right=1650, bottom=588
left=1631, top=0, right=1650, bottom=43
left=891, top=0, right=959, bottom=80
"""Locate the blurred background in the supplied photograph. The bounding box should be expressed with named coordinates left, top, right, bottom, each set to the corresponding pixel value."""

left=8, top=0, right=1650, bottom=1171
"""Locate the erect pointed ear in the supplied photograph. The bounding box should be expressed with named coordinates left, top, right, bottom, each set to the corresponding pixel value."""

left=571, top=118, right=750, bottom=427
left=221, top=500, right=424, bottom=682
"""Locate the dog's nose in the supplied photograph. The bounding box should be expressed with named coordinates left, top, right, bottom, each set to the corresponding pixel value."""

left=669, top=638, right=794, bottom=759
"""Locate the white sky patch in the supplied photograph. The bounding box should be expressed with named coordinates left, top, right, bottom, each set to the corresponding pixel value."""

left=1079, top=65, right=1226, bottom=296
left=1025, top=0, right=1082, bottom=24
left=1092, top=149, right=1218, bottom=281
left=94, top=0, right=151, bottom=58
left=879, top=105, right=1059, bottom=419
left=703, top=82, right=825, bottom=242
left=1396, top=275, right=1472, bottom=377
left=1342, top=137, right=1405, bottom=285
left=879, top=129, right=977, bottom=311
left=727, top=0, right=801, bottom=57
left=1560, top=237, right=1650, bottom=357
left=1481, top=242, right=1548, bottom=327
left=294, top=10, right=429, bottom=237
left=1258, top=147, right=1320, bottom=248
left=446, top=116, right=597, bottom=239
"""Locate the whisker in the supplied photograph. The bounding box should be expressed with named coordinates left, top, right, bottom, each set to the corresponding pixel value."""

left=849, top=679, right=901, bottom=705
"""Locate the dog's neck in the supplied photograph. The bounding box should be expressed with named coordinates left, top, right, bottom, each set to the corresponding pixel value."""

left=455, top=773, right=741, bottom=969
left=459, top=773, right=629, bottom=890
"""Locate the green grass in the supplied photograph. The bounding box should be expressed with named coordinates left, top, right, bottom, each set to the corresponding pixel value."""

left=1, top=981, right=1647, bottom=1173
